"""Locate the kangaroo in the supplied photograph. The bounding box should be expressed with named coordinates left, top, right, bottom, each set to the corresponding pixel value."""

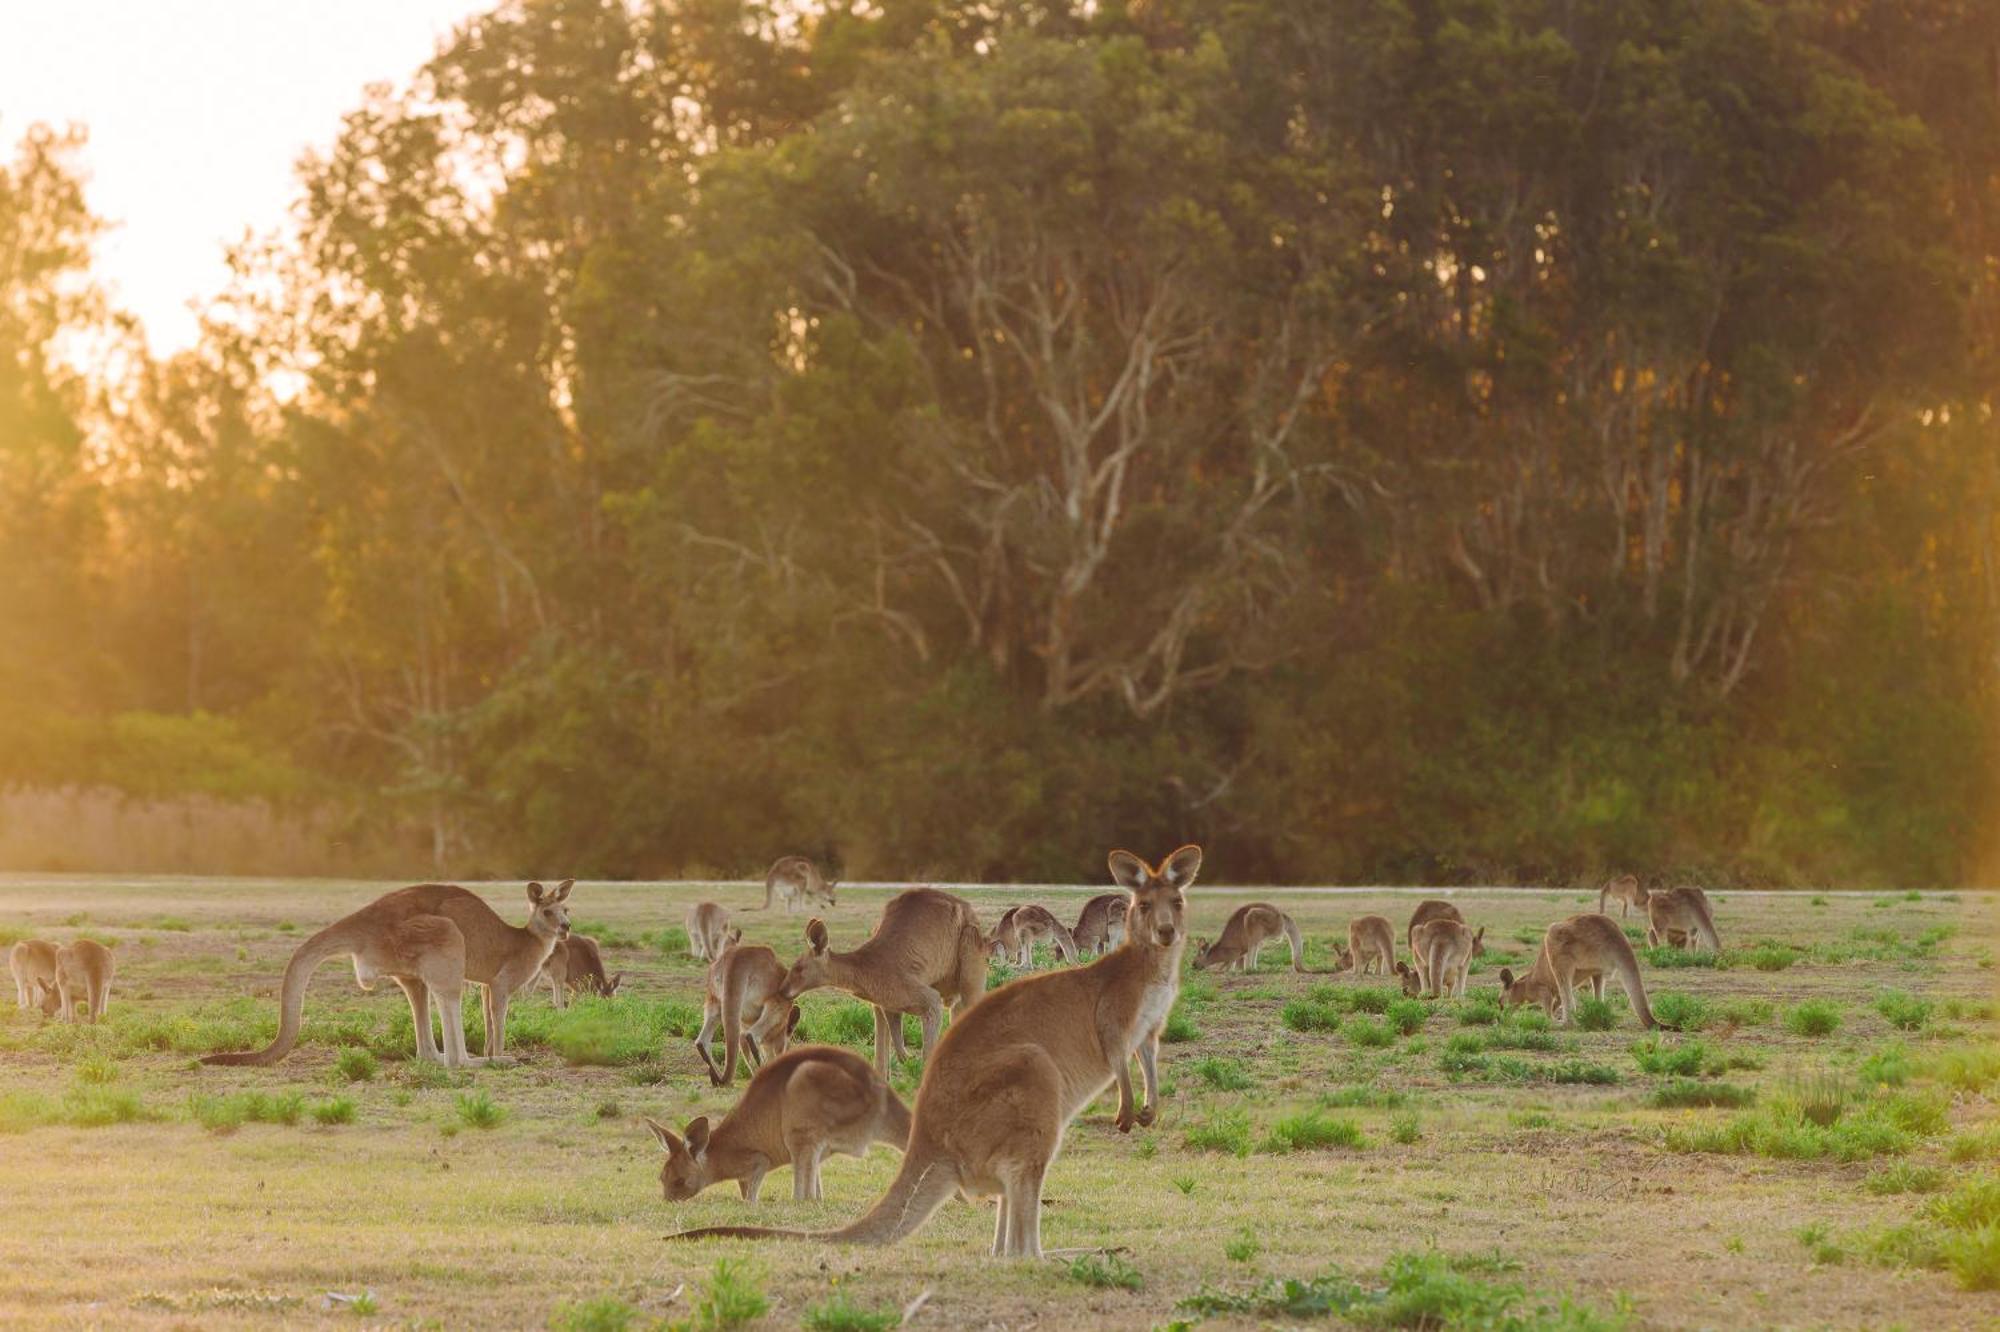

left=1071, top=892, right=1128, bottom=956
left=751, top=856, right=838, bottom=914
left=1394, top=960, right=1425, bottom=996
left=1499, top=913, right=1656, bottom=1029
left=538, top=934, right=624, bottom=1007
left=777, top=888, right=987, bottom=1074
left=202, top=880, right=572, bottom=1069
left=1332, top=915, right=1396, bottom=978
left=1191, top=903, right=1304, bottom=973
left=671, top=844, right=1201, bottom=1259
left=687, top=902, right=736, bottom=960
left=1406, top=900, right=1483, bottom=990
left=1410, top=920, right=1482, bottom=998
left=9, top=939, right=58, bottom=1011
left=1598, top=873, right=1650, bottom=918
left=647, top=1044, right=913, bottom=1203
left=50, top=940, right=114, bottom=1024
left=696, top=942, right=801, bottom=1085
left=1645, top=886, right=1719, bottom=951
left=986, top=904, right=1078, bottom=967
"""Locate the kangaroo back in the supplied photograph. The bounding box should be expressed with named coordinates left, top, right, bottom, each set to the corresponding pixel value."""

left=201, top=920, right=359, bottom=1066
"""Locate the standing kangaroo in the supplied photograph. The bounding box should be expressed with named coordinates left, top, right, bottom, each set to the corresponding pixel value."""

left=1071, top=893, right=1128, bottom=956
left=1645, top=886, right=1719, bottom=951
left=777, top=888, right=987, bottom=1074
left=201, top=881, right=573, bottom=1069
left=1407, top=900, right=1484, bottom=990
left=538, top=934, right=624, bottom=1006
left=1333, top=915, right=1396, bottom=977
left=687, top=902, right=735, bottom=960
left=670, top=845, right=1202, bottom=1258
left=1411, top=920, right=1482, bottom=998
left=53, top=940, right=114, bottom=1024
left=986, top=904, right=1077, bottom=967
left=1599, top=873, right=1649, bottom=918
left=1499, top=914, right=1657, bottom=1029
left=646, top=1045, right=912, bottom=1203
left=696, top=942, right=800, bottom=1085
left=751, top=857, right=838, bottom=914
left=9, top=939, right=58, bottom=1011
left=1192, top=903, right=1303, bottom=972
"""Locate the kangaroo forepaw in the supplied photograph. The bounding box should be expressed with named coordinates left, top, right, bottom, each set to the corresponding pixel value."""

left=1135, top=1104, right=1157, bottom=1128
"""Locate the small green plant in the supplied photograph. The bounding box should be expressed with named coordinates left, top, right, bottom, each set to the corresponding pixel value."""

left=1713, top=998, right=1776, bottom=1029
left=1261, top=1109, right=1365, bottom=1153
left=1321, top=1086, right=1405, bottom=1109
left=1950, top=1125, right=2000, bottom=1162
left=1928, top=1045, right=2000, bottom=1093
left=1859, top=1043, right=1913, bottom=1087
left=1345, top=1017, right=1395, bottom=1048
left=1546, top=1060, right=1619, bottom=1086
left=347, top=1291, right=378, bottom=1316
left=311, top=1096, right=357, bottom=1126
left=1162, top=1003, right=1201, bottom=1043
left=686, top=1258, right=769, bottom=1330
left=1865, top=1163, right=1945, bottom=1195
left=801, top=1291, right=901, bottom=1332
left=1189, top=1057, right=1253, bottom=1091
left=335, top=1048, right=379, bottom=1083
left=1185, top=1109, right=1251, bottom=1157
left=1281, top=994, right=1345, bottom=1033
left=1810, top=895, right=1828, bottom=906
left=1649, top=1080, right=1754, bottom=1109
left=1224, top=1229, right=1260, bottom=1263
left=1572, top=997, right=1616, bottom=1031
left=1785, top=1001, right=1843, bottom=1038
left=1456, top=996, right=1501, bottom=1026
left=1066, top=1252, right=1143, bottom=1290
left=1385, top=998, right=1428, bottom=1036
left=1875, top=991, right=1933, bottom=1032
left=1649, top=993, right=1713, bottom=1033
left=1630, top=1037, right=1716, bottom=1078
left=455, top=1090, right=506, bottom=1130
left=74, top=1054, right=117, bottom=1085
left=1795, top=1221, right=1845, bottom=1266
left=1173, top=1174, right=1199, bottom=1195
left=552, top=1296, right=642, bottom=1332
left=1390, top=1112, right=1422, bottom=1144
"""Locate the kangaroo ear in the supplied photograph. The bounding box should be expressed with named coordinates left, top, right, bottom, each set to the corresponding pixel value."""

left=1472, top=927, right=1484, bottom=945
left=727, top=927, right=743, bottom=944
left=1394, top=961, right=1409, bottom=975
left=786, top=1004, right=803, bottom=1034
left=1161, top=844, right=1203, bottom=889
left=1498, top=968, right=1515, bottom=988
left=552, top=878, right=575, bottom=902
left=806, top=919, right=829, bottom=954
left=684, top=1116, right=711, bottom=1158
left=644, top=1116, right=681, bottom=1153
left=1107, top=851, right=1148, bottom=890
left=526, top=881, right=547, bottom=904
left=607, top=972, right=625, bottom=995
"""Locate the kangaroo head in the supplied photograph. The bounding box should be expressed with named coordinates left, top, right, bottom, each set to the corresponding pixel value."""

left=780, top=918, right=835, bottom=999
left=821, top=878, right=839, bottom=905
left=1496, top=966, right=1552, bottom=1013
left=1108, top=845, right=1201, bottom=951
left=599, top=971, right=625, bottom=997
left=1395, top=961, right=1423, bottom=996
left=1189, top=937, right=1215, bottom=969
left=725, top=926, right=743, bottom=948
left=1333, top=943, right=1354, bottom=972
left=36, top=982, right=60, bottom=1017
left=525, top=880, right=575, bottom=942
left=646, top=1115, right=715, bottom=1200
left=1470, top=927, right=1486, bottom=956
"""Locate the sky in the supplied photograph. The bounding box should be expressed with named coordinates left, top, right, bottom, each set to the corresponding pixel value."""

left=0, top=0, right=489, bottom=355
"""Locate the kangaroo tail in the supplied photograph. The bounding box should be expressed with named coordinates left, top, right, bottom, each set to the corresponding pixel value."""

left=1615, top=945, right=1656, bottom=1029
left=1597, top=885, right=1610, bottom=915
left=201, top=921, right=357, bottom=1066
left=670, top=1146, right=961, bottom=1246
left=1282, top=914, right=1306, bottom=973
left=878, top=1085, right=915, bottom=1149
left=719, top=972, right=746, bottom=1085
left=1050, top=924, right=1078, bottom=963
left=1690, top=896, right=1721, bottom=952
left=1425, top=936, right=1448, bottom=999
left=745, top=877, right=774, bottom=911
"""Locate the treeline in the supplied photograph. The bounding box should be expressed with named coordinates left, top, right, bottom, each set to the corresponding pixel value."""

left=1, top=0, right=1995, bottom=885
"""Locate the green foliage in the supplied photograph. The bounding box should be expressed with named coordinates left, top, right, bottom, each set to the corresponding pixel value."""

left=1390, top=1113, right=1422, bottom=1144
left=1064, top=1253, right=1142, bottom=1291
left=1189, top=1057, right=1253, bottom=1092
left=690, top=1259, right=768, bottom=1331
left=454, top=1091, right=506, bottom=1130
left=1874, top=991, right=1933, bottom=1031
left=801, top=1292, right=901, bottom=1332
left=189, top=1090, right=303, bottom=1132
left=1321, top=1086, right=1406, bottom=1109
left=1572, top=998, right=1617, bottom=1032
left=310, top=1096, right=357, bottom=1126
left=1649, top=1080, right=1754, bottom=1109
left=1865, top=1163, right=1945, bottom=1195
left=335, top=1048, right=378, bottom=1083
left=1162, top=1002, right=1201, bottom=1044
left=1225, top=1230, right=1261, bottom=1263
left=1344, top=1017, right=1396, bottom=1049
left=1385, top=998, right=1428, bottom=1036
left=505, top=996, right=700, bottom=1066
left=1456, top=997, right=1501, bottom=1027
left=1184, top=1109, right=1252, bottom=1158
left=1630, top=1037, right=1717, bottom=1078
left=1784, top=1001, right=1843, bottom=1038
left=1260, top=1109, right=1365, bottom=1153
left=1648, top=993, right=1713, bottom=1033
left=1179, top=1251, right=1626, bottom=1329
left=551, top=1297, right=643, bottom=1332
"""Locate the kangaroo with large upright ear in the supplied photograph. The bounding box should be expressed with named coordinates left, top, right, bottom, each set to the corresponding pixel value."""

left=670, top=845, right=1202, bottom=1260
left=202, top=880, right=574, bottom=1069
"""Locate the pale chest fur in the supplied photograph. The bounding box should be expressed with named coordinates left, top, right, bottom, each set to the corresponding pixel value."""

left=1126, top=976, right=1180, bottom=1050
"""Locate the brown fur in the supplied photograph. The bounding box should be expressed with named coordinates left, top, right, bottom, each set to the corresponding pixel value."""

left=1333, top=915, right=1396, bottom=978
left=1598, top=873, right=1649, bottom=918
left=1406, top=900, right=1484, bottom=989
left=751, top=856, right=837, bottom=914
left=1411, top=920, right=1482, bottom=998
left=696, top=942, right=801, bottom=1086
left=687, top=902, right=737, bottom=960
left=671, top=845, right=1202, bottom=1259
left=1071, top=892, right=1129, bottom=956
left=9, top=939, right=58, bottom=1012
left=1499, top=913, right=1657, bottom=1029
left=52, top=939, right=114, bottom=1024
left=538, top=934, right=624, bottom=1006
left=201, top=881, right=573, bottom=1069
left=1645, top=886, right=1719, bottom=951
left=986, top=904, right=1078, bottom=967
left=777, top=888, right=987, bottom=1073
left=1192, top=903, right=1303, bottom=973
left=646, top=1044, right=912, bottom=1202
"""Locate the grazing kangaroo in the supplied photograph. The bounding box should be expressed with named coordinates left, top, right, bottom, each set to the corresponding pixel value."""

left=1499, top=914, right=1657, bottom=1029
left=696, top=942, right=800, bottom=1085
left=1599, top=873, right=1649, bottom=918
left=1192, top=903, right=1304, bottom=973
left=9, top=939, right=58, bottom=1011
left=777, top=888, right=987, bottom=1074
left=670, top=844, right=1202, bottom=1258
left=538, top=934, right=624, bottom=1006
left=646, top=1045, right=912, bottom=1202
left=751, top=856, right=838, bottom=914
left=1411, top=920, right=1482, bottom=998
left=1071, top=892, right=1128, bottom=956
left=1645, top=886, right=1719, bottom=951
left=1333, top=915, right=1396, bottom=978
left=986, top=904, right=1078, bottom=967
left=1406, top=900, right=1484, bottom=990
left=687, top=902, right=736, bottom=960
left=202, top=880, right=573, bottom=1069
left=51, top=940, right=114, bottom=1023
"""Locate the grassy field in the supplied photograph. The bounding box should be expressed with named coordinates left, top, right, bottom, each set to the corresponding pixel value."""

left=0, top=876, right=1995, bottom=1330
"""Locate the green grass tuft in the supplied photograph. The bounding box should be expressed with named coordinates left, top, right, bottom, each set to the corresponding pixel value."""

left=1063, top=1252, right=1142, bottom=1290
left=801, top=1291, right=902, bottom=1332
left=1261, top=1108, right=1365, bottom=1153
left=455, top=1090, right=506, bottom=1130
left=1784, top=1000, right=1843, bottom=1038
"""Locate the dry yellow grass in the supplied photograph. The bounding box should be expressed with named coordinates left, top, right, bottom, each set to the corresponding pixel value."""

left=0, top=876, right=1994, bottom=1329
